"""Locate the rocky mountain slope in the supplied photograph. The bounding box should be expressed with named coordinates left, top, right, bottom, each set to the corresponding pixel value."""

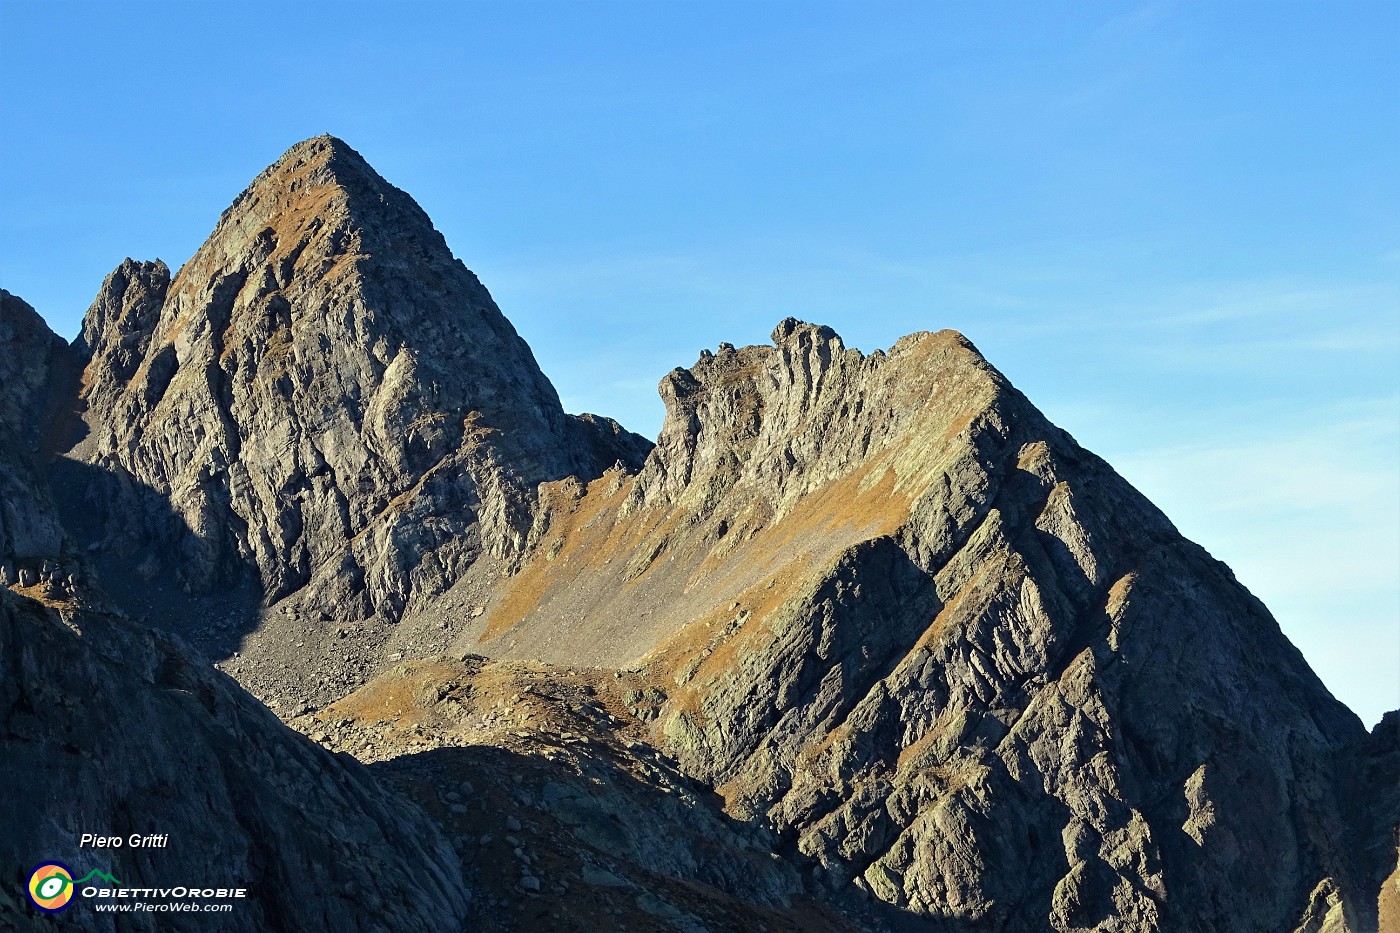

left=290, top=655, right=872, bottom=932
left=467, top=319, right=1396, bottom=931
left=5, top=136, right=1394, bottom=931
left=2, top=285, right=864, bottom=933
left=59, top=136, right=648, bottom=709
left=0, top=290, right=472, bottom=932
left=0, top=290, right=78, bottom=596
left=0, top=592, right=474, bottom=933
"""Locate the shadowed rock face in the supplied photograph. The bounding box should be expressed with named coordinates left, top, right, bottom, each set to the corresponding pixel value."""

left=473, top=318, right=1392, bottom=932
left=66, top=134, right=648, bottom=626
left=0, top=290, right=78, bottom=594
left=0, top=592, right=472, bottom=933
left=1, top=291, right=471, bottom=932
left=58, top=136, right=649, bottom=712
left=0, top=289, right=74, bottom=444
left=9, top=135, right=1394, bottom=932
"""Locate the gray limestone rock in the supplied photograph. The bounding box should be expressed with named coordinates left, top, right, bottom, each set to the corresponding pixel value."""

left=0, top=290, right=78, bottom=584
left=1, top=290, right=471, bottom=931
left=474, top=318, right=1391, bottom=932
left=8, top=132, right=1393, bottom=932
left=0, top=289, right=75, bottom=440
left=0, top=589, right=470, bottom=932
left=62, top=135, right=648, bottom=702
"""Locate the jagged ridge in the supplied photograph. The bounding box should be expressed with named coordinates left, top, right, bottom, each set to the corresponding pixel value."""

left=0, top=290, right=470, bottom=932
left=61, top=136, right=649, bottom=707
left=6, top=131, right=1392, bottom=932
left=463, top=318, right=1391, bottom=932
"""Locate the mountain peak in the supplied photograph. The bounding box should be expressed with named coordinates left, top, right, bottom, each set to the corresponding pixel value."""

left=0, top=289, right=75, bottom=442
left=281, top=132, right=356, bottom=156
left=198, top=135, right=434, bottom=281
left=11, top=133, right=1395, bottom=933
left=65, top=138, right=647, bottom=664
left=770, top=316, right=843, bottom=349
left=244, top=134, right=381, bottom=201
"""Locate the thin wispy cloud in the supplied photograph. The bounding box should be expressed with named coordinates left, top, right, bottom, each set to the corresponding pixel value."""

left=1100, top=397, right=1399, bottom=724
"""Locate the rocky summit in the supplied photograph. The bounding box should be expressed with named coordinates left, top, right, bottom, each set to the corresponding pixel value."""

left=2, top=136, right=1395, bottom=932
left=1, top=287, right=468, bottom=931
left=468, top=318, right=1391, bottom=930
left=58, top=136, right=648, bottom=710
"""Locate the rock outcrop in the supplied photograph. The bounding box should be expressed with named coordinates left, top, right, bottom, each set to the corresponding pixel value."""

left=0, top=289, right=74, bottom=445
left=0, top=591, right=471, bottom=932
left=1348, top=712, right=1400, bottom=932
left=289, top=655, right=871, bottom=932
left=472, top=319, right=1389, bottom=932
left=0, top=290, right=79, bottom=596
left=13, top=134, right=1393, bottom=932
left=2, top=291, right=472, bottom=930
left=61, top=135, right=647, bottom=706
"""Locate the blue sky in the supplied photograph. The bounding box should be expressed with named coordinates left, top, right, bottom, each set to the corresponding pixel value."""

left=1, top=0, right=1396, bottom=725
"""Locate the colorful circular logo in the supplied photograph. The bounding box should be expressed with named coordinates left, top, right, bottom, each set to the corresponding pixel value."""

left=27, top=862, right=75, bottom=913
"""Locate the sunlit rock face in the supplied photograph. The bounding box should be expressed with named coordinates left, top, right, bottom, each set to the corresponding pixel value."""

left=478, top=317, right=1391, bottom=932
left=0, top=288, right=470, bottom=932
left=63, top=135, right=648, bottom=705
left=7, top=132, right=1394, bottom=932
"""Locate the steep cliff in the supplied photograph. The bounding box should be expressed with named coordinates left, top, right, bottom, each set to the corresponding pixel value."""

left=62, top=135, right=647, bottom=707
left=0, top=289, right=79, bottom=596
left=15, top=132, right=1392, bottom=932
left=0, top=592, right=473, bottom=932
left=1, top=292, right=472, bottom=931
left=471, top=319, right=1389, bottom=932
